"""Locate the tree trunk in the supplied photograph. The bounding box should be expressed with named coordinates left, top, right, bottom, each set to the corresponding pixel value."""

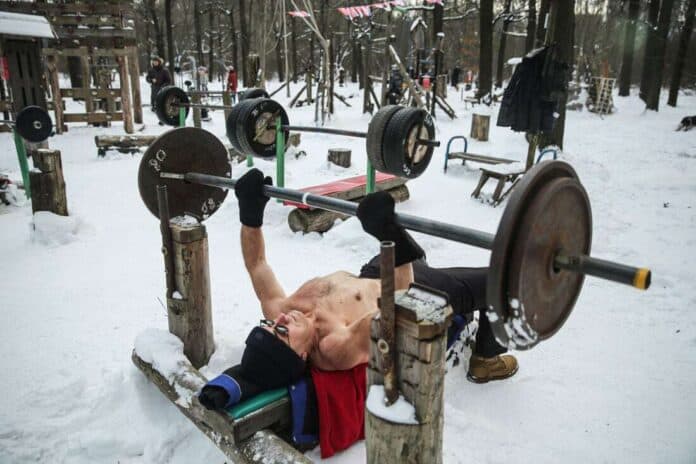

left=208, top=4, right=215, bottom=79
left=229, top=4, right=238, bottom=73
left=646, top=0, right=676, bottom=110
left=548, top=0, right=575, bottom=150
left=146, top=0, right=166, bottom=58
left=477, top=0, right=493, bottom=99
left=165, top=0, right=175, bottom=74
left=194, top=0, right=204, bottom=70
left=536, top=0, right=551, bottom=47
left=239, top=0, right=249, bottom=86
left=496, top=0, right=513, bottom=88
left=291, top=17, right=298, bottom=82
left=640, top=0, right=661, bottom=101
left=619, top=0, right=640, bottom=96
left=668, top=0, right=696, bottom=106
left=526, top=0, right=537, bottom=53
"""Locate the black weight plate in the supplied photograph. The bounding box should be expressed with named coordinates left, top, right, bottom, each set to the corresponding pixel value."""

left=382, top=107, right=435, bottom=179
left=240, top=88, right=271, bottom=100
left=15, top=106, right=52, bottom=142
left=366, top=105, right=401, bottom=173
left=236, top=98, right=288, bottom=158
left=138, top=127, right=231, bottom=221
left=487, top=160, right=582, bottom=349
left=225, top=99, right=257, bottom=153
left=155, top=86, right=190, bottom=126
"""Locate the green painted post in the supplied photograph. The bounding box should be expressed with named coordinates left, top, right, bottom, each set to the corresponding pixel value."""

left=366, top=159, right=376, bottom=194
left=179, top=107, right=186, bottom=127
left=246, top=155, right=253, bottom=167
left=276, top=116, right=285, bottom=188
left=13, top=130, right=31, bottom=199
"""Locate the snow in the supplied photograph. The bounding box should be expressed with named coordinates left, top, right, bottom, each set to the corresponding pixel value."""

left=1, top=77, right=695, bottom=463
left=365, top=385, right=418, bottom=425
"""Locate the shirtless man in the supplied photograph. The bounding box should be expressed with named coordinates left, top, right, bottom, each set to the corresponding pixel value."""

left=199, top=169, right=517, bottom=411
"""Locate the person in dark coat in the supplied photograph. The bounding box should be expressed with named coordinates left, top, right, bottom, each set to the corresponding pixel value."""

left=146, top=56, right=172, bottom=111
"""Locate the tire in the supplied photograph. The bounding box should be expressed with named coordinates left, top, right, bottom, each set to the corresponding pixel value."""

left=235, top=98, right=289, bottom=158
left=365, top=105, right=401, bottom=173
left=226, top=99, right=257, bottom=153
left=240, top=88, right=270, bottom=100
left=382, top=107, right=435, bottom=179
left=155, top=86, right=190, bottom=126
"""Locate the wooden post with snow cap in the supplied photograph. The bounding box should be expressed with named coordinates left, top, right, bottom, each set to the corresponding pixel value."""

left=156, top=186, right=214, bottom=369
left=366, top=282, right=452, bottom=463
left=29, top=149, right=68, bottom=216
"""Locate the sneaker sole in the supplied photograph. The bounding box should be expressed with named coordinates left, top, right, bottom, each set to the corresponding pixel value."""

left=466, top=364, right=519, bottom=384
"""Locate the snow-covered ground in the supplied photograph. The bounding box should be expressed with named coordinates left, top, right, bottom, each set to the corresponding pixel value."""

left=0, top=78, right=694, bottom=463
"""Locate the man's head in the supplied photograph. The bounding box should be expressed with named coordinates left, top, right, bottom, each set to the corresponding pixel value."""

left=261, top=311, right=316, bottom=360
left=151, top=56, right=162, bottom=67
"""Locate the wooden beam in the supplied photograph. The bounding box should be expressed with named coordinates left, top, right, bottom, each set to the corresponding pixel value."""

left=42, top=47, right=133, bottom=58
left=117, top=55, right=134, bottom=133
left=63, top=112, right=124, bottom=123
left=129, top=46, right=143, bottom=124
left=60, top=88, right=121, bottom=99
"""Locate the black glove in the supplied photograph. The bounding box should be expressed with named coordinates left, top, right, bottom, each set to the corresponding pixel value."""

left=234, top=168, right=272, bottom=227
left=356, top=191, right=424, bottom=266
left=198, top=385, right=231, bottom=410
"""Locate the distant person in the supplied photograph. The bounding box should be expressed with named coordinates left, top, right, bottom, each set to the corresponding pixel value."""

left=146, top=56, right=172, bottom=112
left=387, top=65, right=403, bottom=104
left=227, top=66, right=239, bottom=103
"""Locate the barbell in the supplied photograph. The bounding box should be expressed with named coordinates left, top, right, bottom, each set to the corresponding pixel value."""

left=154, top=85, right=270, bottom=126
left=2, top=106, right=53, bottom=143
left=156, top=85, right=440, bottom=179
left=137, top=127, right=652, bottom=351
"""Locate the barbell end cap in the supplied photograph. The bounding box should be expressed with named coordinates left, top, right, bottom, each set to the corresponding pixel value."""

left=633, top=268, right=651, bottom=290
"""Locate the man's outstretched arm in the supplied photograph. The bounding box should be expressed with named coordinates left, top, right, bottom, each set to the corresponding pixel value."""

left=235, top=169, right=284, bottom=320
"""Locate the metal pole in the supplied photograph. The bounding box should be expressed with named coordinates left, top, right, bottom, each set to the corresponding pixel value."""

left=366, top=158, right=375, bottom=194
left=378, top=241, right=398, bottom=406
left=165, top=171, right=652, bottom=290
left=179, top=107, right=186, bottom=127
left=283, top=125, right=367, bottom=138
left=13, top=130, right=31, bottom=199
left=276, top=116, right=285, bottom=193
left=156, top=185, right=177, bottom=297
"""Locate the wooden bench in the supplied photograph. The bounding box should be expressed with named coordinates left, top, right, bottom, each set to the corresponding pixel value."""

left=94, top=135, right=156, bottom=157
left=283, top=172, right=409, bottom=233
left=471, top=163, right=526, bottom=206
left=443, top=136, right=515, bottom=173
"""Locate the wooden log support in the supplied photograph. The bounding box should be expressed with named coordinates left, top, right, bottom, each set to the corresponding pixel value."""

left=45, top=56, right=65, bottom=134
left=131, top=352, right=311, bottom=464
left=94, top=135, right=156, bottom=156
left=365, top=286, right=452, bottom=464
left=288, top=133, right=301, bottom=147
left=167, top=221, right=214, bottom=369
left=130, top=46, right=143, bottom=124
left=327, top=148, right=351, bottom=168
left=223, top=92, right=233, bottom=121
left=287, top=184, right=409, bottom=234
left=117, top=55, right=135, bottom=134
left=29, top=149, right=68, bottom=216
left=192, top=93, right=202, bottom=128
left=471, top=113, right=490, bottom=141
left=81, top=55, right=93, bottom=113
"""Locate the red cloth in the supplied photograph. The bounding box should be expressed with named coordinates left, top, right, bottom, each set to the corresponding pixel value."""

left=227, top=70, right=238, bottom=92
left=310, top=364, right=367, bottom=458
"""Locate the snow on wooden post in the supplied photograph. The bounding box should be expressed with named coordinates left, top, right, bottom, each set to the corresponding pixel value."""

left=167, top=218, right=214, bottom=369
left=365, top=285, right=452, bottom=464
left=29, top=149, right=68, bottom=216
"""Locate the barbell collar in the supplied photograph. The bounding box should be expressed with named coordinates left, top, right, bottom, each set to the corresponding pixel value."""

left=554, top=254, right=651, bottom=290
left=175, top=171, right=651, bottom=290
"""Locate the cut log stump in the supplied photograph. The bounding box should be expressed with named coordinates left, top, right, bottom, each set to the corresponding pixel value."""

left=470, top=113, right=490, bottom=141
left=328, top=148, right=351, bottom=168
left=29, top=149, right=68, bottom=216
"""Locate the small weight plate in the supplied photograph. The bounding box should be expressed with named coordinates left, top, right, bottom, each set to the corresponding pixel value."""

left=138, top=127, right=231, bottom=221
left=487, top=160, right=585, bottom=349
left=155, top=86, right=190, bottom=126
left=382, top=107, right=435, bottom=179
left=15, top=106, right=53, bottom=142
left=365, top=105, right=401, bottom=173
left=236, top=98, right=288, bottom=158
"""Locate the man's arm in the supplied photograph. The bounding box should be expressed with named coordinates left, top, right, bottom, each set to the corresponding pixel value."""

left=394, top=262, right=414, bottom=290
left=241, top=225, right=285, bottom=320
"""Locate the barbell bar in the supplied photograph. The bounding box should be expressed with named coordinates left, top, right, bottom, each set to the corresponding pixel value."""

left=139, top=127, right=652, bottom=351
left=278, top=124, right=441, bottom=149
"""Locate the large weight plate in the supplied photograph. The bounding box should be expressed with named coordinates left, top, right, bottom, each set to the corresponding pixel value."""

left=15, top=106, right=52, bottom=142
left=487, top=161, right=590, bottom=350
left=235, top=98, right=288, bottom=158
left=366, top=105, right=401, bottom=173
left=138, top=127, right=231, bottom=221
left=155, top=86, right=190, bottom=126
left=226, top=99, right=258, bottom=153
left=382, top=107, right=435, bottom=179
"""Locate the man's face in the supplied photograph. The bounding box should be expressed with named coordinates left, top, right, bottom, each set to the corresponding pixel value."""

left=151, top=60, right=160, bottom=67
left=261, top=311, right=314, bottom=358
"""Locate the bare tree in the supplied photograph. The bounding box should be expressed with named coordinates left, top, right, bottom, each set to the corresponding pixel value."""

left=239, top=0, right=250, bottom=85
left=640, top=0, right=661, bottom=101
left=619, top=0, right=641, bottom=96
left=547, top=0, right=575, bottom=149
left=477, top=0, right=493, bottom=99
left=646, top=0, right=676, bottom=110
left=526, top=0, right=537, bottom=52
left=495, top=0, right=513, bottom=88
left=165, top=0, right=175, bottom=73
left=668, top=0, right=696, bottom=106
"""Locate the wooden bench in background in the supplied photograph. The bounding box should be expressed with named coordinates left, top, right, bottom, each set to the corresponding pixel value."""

left=283, top=172, right=409, bottom=234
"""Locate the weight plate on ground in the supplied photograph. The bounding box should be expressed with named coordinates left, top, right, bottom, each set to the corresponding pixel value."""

left=155, top=86, right=190, bottom=126
left=366, top=105, right=401, bottom=173
left=15, top=106, right=52, bottom=142
left=226, top=99, right=258, bottom=153
left=240, top=88, right=271, bottom=100
left=138, top=127, right=230, bottom=221
left=382, top=107, right=435, bottom=179
left=487, top=160, right=586, bottom=349
left=236, top=98, right=288, bottom=158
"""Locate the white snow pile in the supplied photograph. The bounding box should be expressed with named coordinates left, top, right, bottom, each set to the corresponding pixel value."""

left=0, top=77, right=695, bottom=463
left=365, top=385, right=418, bottom=425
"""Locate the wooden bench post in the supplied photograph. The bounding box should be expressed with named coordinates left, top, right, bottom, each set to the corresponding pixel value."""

left=29, top=149, right=68, bottom=216
left=366, top=286, right=452, bottom=464
left=166, top=219, right=215, bottom=369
